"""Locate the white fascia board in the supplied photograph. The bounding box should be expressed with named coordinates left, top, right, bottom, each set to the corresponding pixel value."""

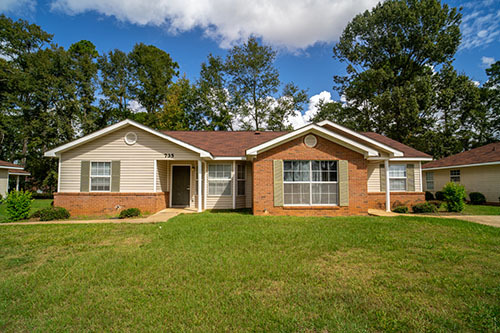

left=0, top=166, right=24, bottom=170
left=367, top=157, right=433, bottom=161
left=44, top=119, right=213, bottom=159
left=422, top=161, right=500, bottom=171
left=9, top=171, right=30, bottom=176
left=212, top=157, right=246, bottom=160
left=246, top=124, right=379, bottom=157
left=317, top=120, right=404, bottom=157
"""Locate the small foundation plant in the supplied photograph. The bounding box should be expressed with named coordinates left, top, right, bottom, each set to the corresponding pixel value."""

left=5, top=190, right=33, bottom=221
left=442, top=182, right=466, bottom=212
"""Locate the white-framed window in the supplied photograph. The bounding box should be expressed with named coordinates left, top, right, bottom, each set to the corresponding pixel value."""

left=90, top=161, right=111, bottom=192
left=450, top=169, right=460, bottom=183
left=237, top=164, right=245, bottom=196
left=426, top=172, right=434, bottom=190
left=283, top=160, right=338, bottom=206
left=389, top=164, right=406, bottom=191
left=208, top=164, right=232, bottom=196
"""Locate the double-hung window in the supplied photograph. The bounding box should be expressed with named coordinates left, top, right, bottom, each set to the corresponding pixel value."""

left=237, top=165, right=245, bottom=196
left=389, top=164, right=406, bottom=191
left=426, top=172, right=434, bottom=190
left=283, top=160, right=338, bottom=205
left=208, top=164, right=232, bottom=196
left=450, top=170, right=460, bottom=183
left=90, top=162, right=111, bottom=192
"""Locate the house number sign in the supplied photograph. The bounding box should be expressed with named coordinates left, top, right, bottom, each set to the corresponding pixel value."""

left=164, top=153, right=175, bottom=159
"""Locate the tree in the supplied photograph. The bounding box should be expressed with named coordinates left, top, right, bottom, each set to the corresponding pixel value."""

left=332, top=0, right=462, bottom=146
left=474, top=61, right=500, bottom=146
left=267, top=83, right=308, bottom=131
left=225, top=37, right=280, bottom=130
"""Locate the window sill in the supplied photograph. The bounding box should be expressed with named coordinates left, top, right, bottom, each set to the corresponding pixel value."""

left=282, top=205, right=340, bottom=210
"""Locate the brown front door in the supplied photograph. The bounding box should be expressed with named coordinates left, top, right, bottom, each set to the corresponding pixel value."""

left=171, top=166, right=190, bottom=206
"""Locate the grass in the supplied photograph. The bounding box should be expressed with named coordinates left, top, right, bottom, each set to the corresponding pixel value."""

left=462, top=204, right=500, bottom=215
left=1, top=213, right=499, bottom=331
left=0, top=199, right=53, bottom=222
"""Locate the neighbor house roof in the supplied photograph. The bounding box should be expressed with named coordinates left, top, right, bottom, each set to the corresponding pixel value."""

left=163, top=130, right=287, bottom=157
left=360, top=132, right=432, bottom=158
left=8, top=169, right=30, bottom=176
left=423, top=142, right=500, bottom=170
left=0, top=160, right=24, bottom=170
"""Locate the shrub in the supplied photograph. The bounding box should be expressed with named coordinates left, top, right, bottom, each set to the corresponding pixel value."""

left=37, top=207, right=70, bottom=221
left=435, top=191, right=445, bottom=201
left=425, top=191, right=435, bottom=201
left=427, top=200, right=442, bottom=210
left=412, top=202, right=437, bottom=213
left=392, top=206, right=408, bottom=214
left=119, top=208, right=141, bottom=219
left=5, top=190, right=33, bottom=221
left=469, top=192, right=486, bottom=205
left=442, top=182, right=466, bottom=212
left=31, top=192, right=54, bottom=200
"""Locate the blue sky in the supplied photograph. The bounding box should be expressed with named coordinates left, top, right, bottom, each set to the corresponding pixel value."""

left=2, top=0, right=499, bottom=117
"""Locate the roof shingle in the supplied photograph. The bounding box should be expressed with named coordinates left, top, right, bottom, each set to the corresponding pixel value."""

left=423, top=142, right=500, bottom=169
left=360, top=132, right=431, bottom=158
left=0, top=160, right=24, bottom=169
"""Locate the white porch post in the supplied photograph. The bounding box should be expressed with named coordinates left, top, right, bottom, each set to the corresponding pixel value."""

left=385, top=159, right=390, bottom=212
left=153, top=160, right=157, bottom=192
left=232, top=160, right=236, bottom=210
left=197, top=160, right=202, bottom=212
left=16, top=175, right=20, bottom=191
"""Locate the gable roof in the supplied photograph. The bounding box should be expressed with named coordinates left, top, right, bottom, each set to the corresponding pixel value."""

left=423, top=142, right=500, bottom=170
left=360, top=132, right=432, bottom=158
left=0, top=160, right=24, bottom=170
left=163, top=130, right=287, bottom=157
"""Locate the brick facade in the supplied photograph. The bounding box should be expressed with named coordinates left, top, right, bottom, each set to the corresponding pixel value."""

left=367, top=192, right=425, bottom=211
left=253, top=135, right=370, bottom=216
left=54, top=192, right=169, bottom=216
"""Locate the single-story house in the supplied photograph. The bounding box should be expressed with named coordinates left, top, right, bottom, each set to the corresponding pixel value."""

left=422, top=142, right=500, bottom=203
left=44, top=119, right=432, bottom=216
left=0, top=160, right=30, bottom=198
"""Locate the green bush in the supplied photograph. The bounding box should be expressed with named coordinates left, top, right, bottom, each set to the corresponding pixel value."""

left=427, top=200, right=442, bottom=210
left=435, top=191, right=445, bottom=201
left=119, top=208, right=141, bottom=219
left=392, top=206, right=409, bottom=214
left=442, top=182, right=466, bottom=212
left=469, top=192, right=486, bottom=205
left=5, top=190, right=33, bottom=221
left=412, top=202, right=437, bottom=213
left=31, top=192, right=54, bottom=199
left=425, top=191, right=435, bottom=201
left=36, top=207, right=70, bottom=221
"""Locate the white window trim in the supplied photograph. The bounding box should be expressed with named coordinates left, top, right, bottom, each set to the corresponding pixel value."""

left=283, top=160, right=339, bottom=207
left=169, top=164, right=193, bottom=208
left=425, top=172, right=434, bottom=190
left=208, top=163, right=233, bottom=197
left=90, top=161, right=112, bottom=192
left=450, top=169, right=461, bottom=183
left=388, top=164, right=407, bottom=192
left=236, top=164, right=246, bottom=197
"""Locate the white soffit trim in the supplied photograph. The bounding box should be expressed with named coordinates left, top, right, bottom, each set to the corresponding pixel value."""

left=246, top=124, right=379, bottom=157
left=317, top=120, right=404, bottom=157
left=367, top=157, right=433, bottom=161
left=44, top=119, right=213, bottom=158
left=422, top=161, right=500, bottom=171
left=0, top=166, right=24, bottom=170
left=8, top=171, right=31, bottom=176
left=212, top=157, right=246, bottom=160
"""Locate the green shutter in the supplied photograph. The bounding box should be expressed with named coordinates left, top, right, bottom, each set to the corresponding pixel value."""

left=339, top=160, right=349, bottom=206
left=273, top=160, right=283, bottom=207
left=80, top=161, right=90, bottom=192
left=111, top=160, right=121, bottom=192
left=406, top=164, right=415, bottom=192
left=380, top=164, right=386, bottom=192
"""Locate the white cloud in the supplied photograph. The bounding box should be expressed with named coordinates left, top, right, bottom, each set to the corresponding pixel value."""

left=285, top=91, right=333, bottom=129
left=128, top=100, right=146, bottom=113
left=50, top=0, right=380, bottom=50
left=0, top=0, right=35, bottom=12
left=460, top=1, right=500, bottom=50
left=481, top=56, right=495, bottom=67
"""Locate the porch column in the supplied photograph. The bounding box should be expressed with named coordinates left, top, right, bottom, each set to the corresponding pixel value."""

left=197, top=160, right=202, bottom=212
left=385, top=159, right=390, bottom=212
left=16, top=175, right=20, bottom=191
left=232, top=160, right=236, bottom=209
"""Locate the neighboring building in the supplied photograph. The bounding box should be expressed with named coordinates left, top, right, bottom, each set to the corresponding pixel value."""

left=44, top=119, right=432, bottom=216
left=422, top=142, right=500, bottom=203
left=0, top=160, right=30, bottom=198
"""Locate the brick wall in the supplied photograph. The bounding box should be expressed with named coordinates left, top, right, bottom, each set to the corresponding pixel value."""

left=54, top=192, right=169, bottom=216
left=252, top=135, right=369, bottom=216
left=367, top=192, right=425, bottom=211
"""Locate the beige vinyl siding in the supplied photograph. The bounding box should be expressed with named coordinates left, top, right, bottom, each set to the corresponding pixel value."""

left=156, top=160, right=169, bottom=192
left=424, top=165, right=500, bottom=202
left=0, top=169, right=8, bottom=198
left=59, top=125, right=199, bottom=193
left=367, top=161, right=422, bottom=192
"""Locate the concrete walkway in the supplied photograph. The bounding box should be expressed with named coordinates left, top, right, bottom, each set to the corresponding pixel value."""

left=368, top=209, right=500, bottom=228
left=0, top=208, right=197, bottom=226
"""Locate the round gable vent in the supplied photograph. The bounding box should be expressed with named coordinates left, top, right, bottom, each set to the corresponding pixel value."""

left=304, top=134, right=317, bottom=148
left=124, top=132, right=137, bottom=145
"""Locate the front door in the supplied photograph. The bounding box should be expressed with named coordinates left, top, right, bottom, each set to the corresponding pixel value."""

left=171, top=166, right=190, bottom=206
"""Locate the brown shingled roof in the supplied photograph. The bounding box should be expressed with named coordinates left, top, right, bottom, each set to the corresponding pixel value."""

left=0, top=160, right=24, bottom=169
left=423, top=142, right=500, bottom=169
left=162, top=131, right=288, bottom=157
left=8, top=169, right=30, bottom=175
left=360, top=132, right=431, bottom=158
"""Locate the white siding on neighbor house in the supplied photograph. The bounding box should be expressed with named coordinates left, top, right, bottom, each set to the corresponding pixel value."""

left=423, top=165, right=500, bottom=202
left=0, top=169, right=8, bottom=198
left=59, top=125, right=199, bottom=193
left=367, top=161, right=422, bottom=192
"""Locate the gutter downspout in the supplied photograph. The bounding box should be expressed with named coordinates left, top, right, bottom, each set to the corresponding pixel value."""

left=385, top=159, right=390, bottom=212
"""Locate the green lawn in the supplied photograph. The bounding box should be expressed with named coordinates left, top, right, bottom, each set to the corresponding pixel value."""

left=1, top=213, right=499, bottom=331
left=462, top=204, right=500, bottom=215
left=0, top=199, right=53, bottom=222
